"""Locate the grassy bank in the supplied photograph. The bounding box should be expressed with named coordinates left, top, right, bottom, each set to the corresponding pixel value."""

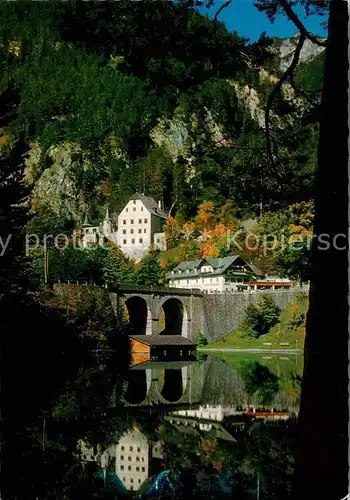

left=203, top=295, right=308, bottom=350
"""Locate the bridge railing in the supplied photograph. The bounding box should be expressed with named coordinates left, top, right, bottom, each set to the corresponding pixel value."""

left=53, top=281, right=307, bottom=296
left=53, top=281, right=204, bottom=296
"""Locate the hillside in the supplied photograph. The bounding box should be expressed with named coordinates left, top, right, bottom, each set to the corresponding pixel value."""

left=0, top=1, right=323, bottom=234
left=202, top=293, right=308, bottom=350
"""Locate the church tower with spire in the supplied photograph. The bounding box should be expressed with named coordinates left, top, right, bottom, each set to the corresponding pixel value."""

left=102, top=204, right=113, bottom=240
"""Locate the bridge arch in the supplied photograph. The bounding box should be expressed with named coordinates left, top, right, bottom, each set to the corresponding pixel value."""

left=158, top=297, right=189, bottom=337
left=122, top=368, right=152, bottom=405
left=158, top=366, right=189, bottom=404
left=124, top=295, right=152, bottom=335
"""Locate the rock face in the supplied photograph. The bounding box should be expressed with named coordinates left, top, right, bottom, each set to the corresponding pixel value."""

left=276, top=34, right=326, bottom=72
left=26, top=142, right=87, bottom=220
left=230, top=81, right=266, bottom=128
left=23, top=35, right=323, bottom=221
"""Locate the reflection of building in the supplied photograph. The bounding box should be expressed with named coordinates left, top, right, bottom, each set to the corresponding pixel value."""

left=167, top=405, right=241, bottom=441
left=115, top=429, right=149, bottom=491
left=172, top=404, right=292, bottom=422
left=77, top=428, right=163, bottom=494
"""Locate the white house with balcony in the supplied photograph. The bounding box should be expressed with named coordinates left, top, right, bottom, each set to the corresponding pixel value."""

left=166, top=256, right=263, bottom=293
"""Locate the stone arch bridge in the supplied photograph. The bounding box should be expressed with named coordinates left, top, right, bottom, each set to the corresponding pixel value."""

left=53, top=283, right=300, bottom=343
left=109, top=285, right=204, bottom=339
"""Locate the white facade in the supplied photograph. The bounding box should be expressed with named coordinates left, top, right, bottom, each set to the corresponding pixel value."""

left=80, top=194, right=167, bottom=260
left=77, top=430, right=163, bottom=493
left=115, top=429, right=149, bottom=492
left=166, top=257, right=257, bottom=293
left=81, top=208, right=116, bottom=249
left=153, top=232, right=167, bottom=251
left=117, top=198, right=152, bottom=260
left=168, top=274, right=228, bottom=292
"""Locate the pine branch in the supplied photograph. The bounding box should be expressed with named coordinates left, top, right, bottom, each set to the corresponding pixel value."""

left=276, top=0, right=326, bottom=47
left=265, top=33, right=306, bottom=164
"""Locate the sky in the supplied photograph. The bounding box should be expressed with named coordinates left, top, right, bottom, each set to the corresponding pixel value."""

left=197, top=1, right=328, bottom=42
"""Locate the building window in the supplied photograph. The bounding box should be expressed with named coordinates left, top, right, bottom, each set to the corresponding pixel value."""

left=133, top=207, right=136, bottom=211
left=121, top=456, right=124, bottom=461
left=156, top=238, right=160, bottom=243
left=136, top=466, right=140, bottom=472
left=128, top=457, right=131, bottom=462
left=139, top=238, right=143, bottom=243
left=144, top=218, right=147, bottom=223
left=137, top=447, right=141, bottom=452
left=131, top=219, right=134, bottom=224
left=130, top=229, right=134, bottom=234
left=123, top=220, right=126, bottom=225
left=142, top=467, right=145, bottom=472
left=120, top=465, right=124, bottom=471
left=126, top=208, right=128, bottom=212
left=122, top=229, right=126, bottom=234
left=129, top=446, right=133, bottom=452
left=121, top=446, right=125, bottom=451
left=144, top=229, right=146, bottom=233
left=139, top=479, right=141, bottom=484
left=138, top=219, right=142, bottom=224
left=133, top=200, right=136, bottom=205
left=132, top=238, right=135, bottom=244
left=138, top=229, right=142, bottom=234
left=141, top=457, right=144, bottom=462
left=141, top=206, right=143, bottom=211
left=123, top=239, right=127, bottom=244
left=136, top=457, right=140, bottom=462
left=216, top=277, right=219, bottom=282
left=130, top=478, right=134, bottom=484
left=128, top=466, right=131, bottom=471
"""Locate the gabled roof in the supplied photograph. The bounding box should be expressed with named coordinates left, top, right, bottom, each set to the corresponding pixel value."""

left=130, top=335, right=196, bottom=347
left=129, top=192, right=168, bottom=219
left=166, top=255, right=262, bottom=279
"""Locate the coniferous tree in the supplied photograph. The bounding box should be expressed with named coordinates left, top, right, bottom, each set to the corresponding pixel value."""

left=0, top=86, right=30, bottom=302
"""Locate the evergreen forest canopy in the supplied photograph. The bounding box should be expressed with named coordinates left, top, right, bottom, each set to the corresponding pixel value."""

left=0, top=0, right=324, bottom=229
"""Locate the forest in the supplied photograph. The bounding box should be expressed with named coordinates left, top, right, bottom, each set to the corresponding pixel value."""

left=0, top=0, right=324, bottom=284
left=3, top=1, right=348, bottom=499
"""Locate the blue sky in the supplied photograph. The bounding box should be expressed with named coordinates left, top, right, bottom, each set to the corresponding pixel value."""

left=197, top=1, right=328, bottom=42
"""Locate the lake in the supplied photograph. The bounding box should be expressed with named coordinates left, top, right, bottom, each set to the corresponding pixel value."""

left=14, top=351, right=303, bottom=499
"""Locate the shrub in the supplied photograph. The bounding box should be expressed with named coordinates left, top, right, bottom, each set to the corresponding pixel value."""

left=241, top=296, right=281, bottom=339
left=195, top=330, right=208, bottom=347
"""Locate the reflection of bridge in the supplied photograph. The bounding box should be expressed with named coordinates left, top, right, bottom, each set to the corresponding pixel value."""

left=120, top=360, right=204, bottom=407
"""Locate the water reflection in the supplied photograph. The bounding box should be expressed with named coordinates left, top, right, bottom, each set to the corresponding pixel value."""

left=6, top=352, right=302, bottom=499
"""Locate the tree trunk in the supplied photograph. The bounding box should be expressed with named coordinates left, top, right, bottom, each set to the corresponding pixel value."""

left=292, top=1, right=349, bottom=499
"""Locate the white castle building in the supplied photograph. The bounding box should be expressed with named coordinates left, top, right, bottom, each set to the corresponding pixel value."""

left=80, top=193, right=167, bottom=260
